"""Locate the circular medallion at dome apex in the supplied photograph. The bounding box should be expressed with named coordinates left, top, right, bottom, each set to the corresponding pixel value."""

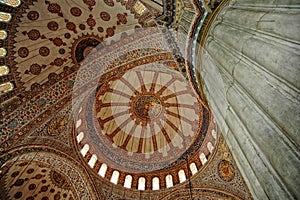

left=133, top=95, right=163, bottom=122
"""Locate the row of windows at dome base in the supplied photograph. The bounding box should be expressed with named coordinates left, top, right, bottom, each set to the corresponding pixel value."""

left=0, top=31, right=14, bottom=93
left=0, top=9, right=17, bottom=91
left=90, top=161, right=197, bottom=190
left=0, top=65, right=14, bottom=94
left=0, top=4, right=17, bottom=94
left=0, top=28, right=14, bottom=93
left=75, top=116, right=217, bottom=190
left=78, top=142, right=212, bottom=190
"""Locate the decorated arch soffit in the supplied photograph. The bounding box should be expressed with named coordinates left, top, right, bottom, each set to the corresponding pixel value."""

left=0, top=148, right=100, bottom=200
left=0, top=0, right=252, bottom=199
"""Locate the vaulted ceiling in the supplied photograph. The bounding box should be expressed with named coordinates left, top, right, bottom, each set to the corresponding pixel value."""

left=0, top=0, right=252, bottom=199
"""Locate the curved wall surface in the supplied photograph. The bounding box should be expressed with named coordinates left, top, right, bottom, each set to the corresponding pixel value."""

left=199, top=0, right=300, bottom=199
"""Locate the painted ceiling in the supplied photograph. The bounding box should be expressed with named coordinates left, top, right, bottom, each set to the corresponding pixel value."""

left=0, top=0, right=252, bottom=199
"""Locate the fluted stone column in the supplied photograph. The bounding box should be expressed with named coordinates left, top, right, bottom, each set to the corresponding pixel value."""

left=199, top=1, right=300, bottom=199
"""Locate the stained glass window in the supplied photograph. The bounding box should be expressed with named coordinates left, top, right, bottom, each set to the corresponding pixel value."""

left=200, top=153, right=207, bottom=165
left=207, top=142, right=214, bottom=153
left=98, top=163, right=108, bottom=177
left=0, top=66, right=9, bottom=76
left=0, top=82, right=13, bottom=93
left=0, top=12, right=12, bottom=22
left=76, top=132, right=84, bottom=143
left=138, top=177, right=146, bottom=190
left=0, top=48, right=7, bottom=57
left=80, top=144, right=89, bottom=156
left=0, top=30, right=7, bottom=40
left=133, top=2, right=146, bottom=15
left=124, top=175, right=133, bottom=188
left=76, top=119, right=82, bottom=128
left=212, top=129, right=217, bottom=139
left=110, top=171, right=120, bottom=184
left=88, top=154, right=97, bottom=168
left=0, top=0, right=21, bottom=7
left=166, top=174, right=173, bottom=188
left=189, top=163, right=198, bottom=175
left=178, top=170, right=186, bottom=183
left=152, top=177, right=159, bottom=190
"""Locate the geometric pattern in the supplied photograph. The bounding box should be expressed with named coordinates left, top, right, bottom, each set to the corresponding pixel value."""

left=95, top=65, right=201, bottom=160
left=0, top=151, right=97, bottom=200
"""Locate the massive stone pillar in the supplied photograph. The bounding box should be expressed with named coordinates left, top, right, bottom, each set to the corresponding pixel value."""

left=198, top=0, right=300, bottom=199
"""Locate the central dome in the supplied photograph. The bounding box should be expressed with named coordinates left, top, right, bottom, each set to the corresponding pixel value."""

left=72, top=27, right=213, bottom=189
left=93, top=65, right=202, bottom=164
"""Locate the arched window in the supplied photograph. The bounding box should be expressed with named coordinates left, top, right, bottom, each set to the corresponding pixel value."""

left=152, top=177, right=159, bottom=190
left=207, top=142, right=214, bottom=153
left=199, top=153, right=207, bottom=165
left=88, top=154, right=97, bottom=168
left=0, top=30, right=7, bottom=40
left=138, top=177, right=146, bottom=190
left=0, top=66, right=9, bottom=76
left=98, top=163, right=107, bottom=178
left=178, top=170, right=186, bottom=183
left=76, top=119, right=82, bottom=128
left=0, top=48, right=7, bottom=57
left=80, top=144, right=89, bottom=156
left=110, top=171, right=120, bottom=184
left=76, top=132, right=84, bottom=143
left=0, top=0, right=21, bottom=7
left=189, top=163, right=198, bottom=175
left=0, top=12, right=11, bottom=22
left=124, top=175, right=132, bottom=189
left=0, top=82, right=13, bottom=93
left=212, top=129, right=217, bottom=139
left=165, top=175, right=173, bottom=188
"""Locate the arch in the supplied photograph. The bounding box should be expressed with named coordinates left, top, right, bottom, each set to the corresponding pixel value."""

left=178, top=170, right=186, bottom=183
left=0, top=30, right=7, bottom=40
left=98, top=163, right=108, bottom=178
left=80, top=144, right=89, bottom=156
left=88, top=154, right=97, bottom=168
left=138, top=177, right=146, bottom=190
left=0, top=48, right=7, bottom=57
left=124, top=175, right=133, bottom=189
left=0, top=82, right=13, bottom=93
left=152, top=177, right=160, bottom=190
left=1, top=151, right=99, bottom=199
left=165, top=174, right=173, bottom=188
left=189, top=163, right=198, bottom=175
left=0, top=12, right=11, bottom=22
left=76, top=132, right=84, bottom=143
left=0, top=0, right=21, bottom=7
left=110, top=171, right=120, bottom=184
